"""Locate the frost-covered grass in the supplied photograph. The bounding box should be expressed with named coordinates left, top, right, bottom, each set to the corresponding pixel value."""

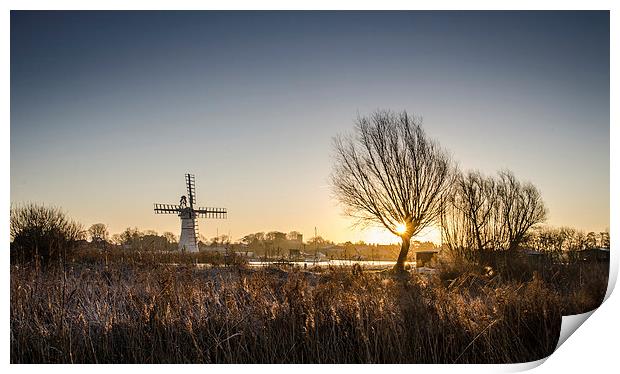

left=10, top=251, right=607, bottom=363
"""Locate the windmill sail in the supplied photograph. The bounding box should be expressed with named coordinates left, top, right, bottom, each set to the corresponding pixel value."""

left=154, top=204, right=182, bottom=214
left=185, top=173, right=196, bottom=207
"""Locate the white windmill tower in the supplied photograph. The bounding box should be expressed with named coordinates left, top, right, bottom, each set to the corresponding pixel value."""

left=154, top=173, right=227, bottom=252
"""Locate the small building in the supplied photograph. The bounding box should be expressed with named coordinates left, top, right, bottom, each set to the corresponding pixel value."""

left=579, top=248, right=610, bottom=262
left=201, top=245, right=228, bottom=254
left=415, top=250, right=439, bottom=268
left=234, top=251, right=255, bottom=258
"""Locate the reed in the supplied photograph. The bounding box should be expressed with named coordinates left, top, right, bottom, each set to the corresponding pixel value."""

left=10, top=252, right=607, bottom=364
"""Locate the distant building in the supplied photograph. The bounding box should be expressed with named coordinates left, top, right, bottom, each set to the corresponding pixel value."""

left=201, top=245, right=228, bottom=254
left=286, top=232, right=303, bottom=251
left=579, top=248, right=610, bottom=262
left=234, top=251, right=255, bottom=258
left=288, top=232, right=303, bottom=242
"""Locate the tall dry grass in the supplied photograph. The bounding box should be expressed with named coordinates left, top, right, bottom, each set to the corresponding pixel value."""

left=10, top=253, right=608, bottom=364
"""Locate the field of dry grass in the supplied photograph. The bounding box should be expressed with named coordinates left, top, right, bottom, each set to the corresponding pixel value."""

left=10, top=251, right=608, bottom=364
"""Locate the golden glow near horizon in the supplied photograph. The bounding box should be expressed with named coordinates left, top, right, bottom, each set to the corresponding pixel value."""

left=395, top=223, right=407, bottom=235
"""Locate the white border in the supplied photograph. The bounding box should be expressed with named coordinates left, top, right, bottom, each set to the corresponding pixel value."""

left=3, top=2, right=617, bottom=373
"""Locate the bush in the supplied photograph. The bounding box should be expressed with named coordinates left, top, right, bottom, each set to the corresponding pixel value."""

left=10, top=203, right=85, bottom=265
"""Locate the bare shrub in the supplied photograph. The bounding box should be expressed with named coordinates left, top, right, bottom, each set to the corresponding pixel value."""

left=10, top=203, right=85, bottom=265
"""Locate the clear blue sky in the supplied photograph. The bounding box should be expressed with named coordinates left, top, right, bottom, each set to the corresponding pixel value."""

left=11, top=11, right=609, bottom=244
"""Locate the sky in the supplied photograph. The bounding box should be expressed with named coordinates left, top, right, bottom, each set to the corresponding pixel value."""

left=10, top=11, right=610, bottom=244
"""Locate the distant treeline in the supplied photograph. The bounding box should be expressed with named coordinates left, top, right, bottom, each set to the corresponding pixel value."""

left=9, top=203, right=422, bottom=263
left=10, top=202, right=608, bottom=266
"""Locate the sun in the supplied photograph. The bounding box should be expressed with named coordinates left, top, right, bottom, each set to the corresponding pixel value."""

left=395, top=223, right=407, bottom=235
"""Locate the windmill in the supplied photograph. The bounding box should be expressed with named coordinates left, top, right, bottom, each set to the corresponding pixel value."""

left=154, top=173, right=227, bottom=252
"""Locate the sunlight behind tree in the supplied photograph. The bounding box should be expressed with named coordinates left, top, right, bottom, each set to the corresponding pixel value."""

left=330, top=109, right=454, bottom=272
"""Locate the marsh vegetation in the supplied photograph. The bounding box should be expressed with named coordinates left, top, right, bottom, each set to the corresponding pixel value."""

left=10, top=248, right=607, bottom=364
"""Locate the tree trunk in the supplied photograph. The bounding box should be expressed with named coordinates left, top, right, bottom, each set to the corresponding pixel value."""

left=393, top=235, right=411, bottom=273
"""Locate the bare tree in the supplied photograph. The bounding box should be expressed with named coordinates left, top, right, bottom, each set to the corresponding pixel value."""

left=287, top=231, right=303, bottom=241
left=497, top=170, right=547, bottom=251
left=88, top=223, right=109, bottom=244
left=572, top=230, right=587, bottom=250
left=331, top=110, right=453, bottom=272
left=586, top=232, right=598, bottom=249
left=210, top=234, right=231, bottom=246
left=443, top=170, right=546, bottom=254
left=120, top=227, right=143, bottom=250
left=524, top=225, right=588, bottom=252
left=442, top=171, right=498, bottom=255
left=110, top=234, right=123, bottom=246
left=600, top=231, right=610, bottom=249
left=162, top=231, right=177, bottom=244
left=308, top=235, right=331, bottom=246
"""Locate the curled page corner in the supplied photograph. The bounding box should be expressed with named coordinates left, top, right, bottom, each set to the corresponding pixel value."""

left=555, top=310, right=596, bottom=351
left=507, top=311, right=597, bottom=372
left=531, top=252, right=614, bottom=369
left=501, top=356, right=549, bottom=372
left=498, top=311, right=596, bottom=372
